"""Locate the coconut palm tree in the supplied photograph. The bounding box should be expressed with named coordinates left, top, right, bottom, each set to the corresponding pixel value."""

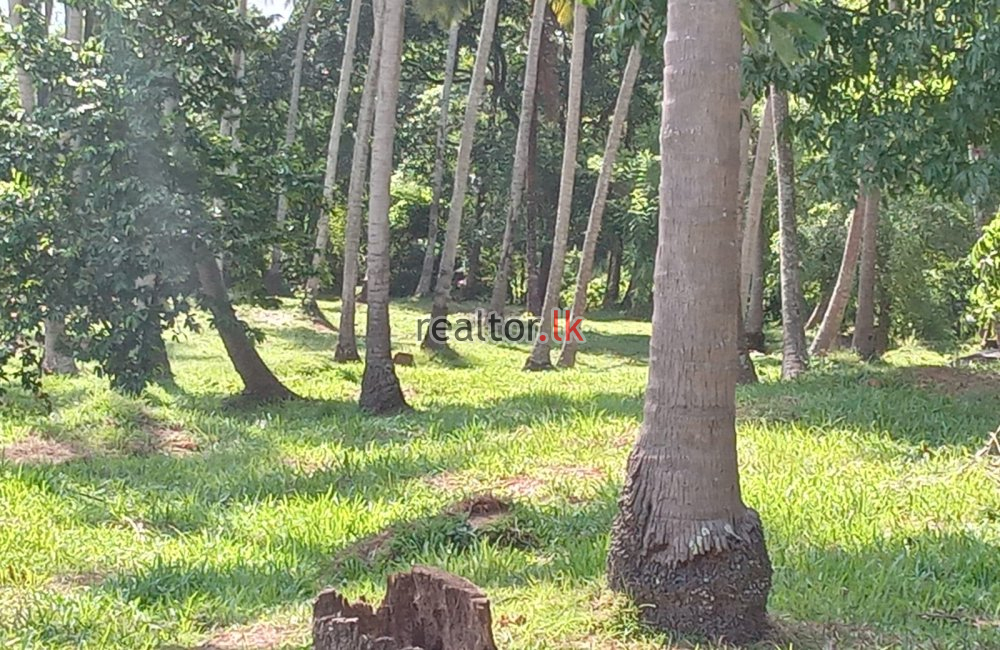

left=557, top=45, right=641, bottom=368
left=770, top=86, right=808, bottom=379
left=414, top=21, right=461, bottom=297
left=304, top=0, right=364, bottom=317
left=740, top=101, right=773, bottom=351
left=266, top=0, right=317, bottom=295
left=853, top=188, right=882, bottom=359
left=488, top=0, right=548, bottom=317
left=524, top=0, right=588, bottom=371
left=606, top=0, right=772, bottom=642
left=335, top=0, right=385, bottom=362
left=359, top=0, right=409, bottom=414
left=10, top=0, right=79, bottom=375
left=421, top=0, right=502, bottom=348
left=810, top=189, right=868, bottom=355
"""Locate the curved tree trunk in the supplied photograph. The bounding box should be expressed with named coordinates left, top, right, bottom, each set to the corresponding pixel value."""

left=770, top=86, right=808, bottom=379
left=266, top=0, right=317, bottom=295
left=810, top=190, right=867, bottom=356
left=335, top=0, right=384, bottom=363
left=359, top=0, right=408, bottom=415
left=195, top=248, right=295, bottom=401
left=421, top=0, right=501, bottom=347
left=414, top=22, right=461, bottom=298
left=853, top=187, right=881, bottom=360
left=558, top=46, right=641, bottom=368
left=741, top=100, right=773, bottom=352
left=524, top=2, right=588, bottom=371
left=607, top=0, right=771, bottom=643
left=488, top=0, right=548, bottom=317
left=304, top=0, right=363, bottom=314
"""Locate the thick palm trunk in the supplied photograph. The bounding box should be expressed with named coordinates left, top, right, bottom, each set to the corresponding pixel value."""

left=853, top=188, right=881, bottom=359
left=266, top=0, right=317, bottom=295
left=741, top=100, right=773, bottom=351
left=488, top=0, right=548, bottom=317
left=195, top=249, right=294, bottom=401
left=359, top=0, right=408, bottom=415
left=524, top=2, right=587, bottom=370
left=305, top=0, right=363, bottom=312
left=414, top=22, right=461, bottom=298
left=607, top=1, right=771, bottom=642
left=558, top=46, right=641, bottom=368
left=421, top=0, right=501, bottom=347
left=770, top=87, right=808, bottom=379
left=810, top=190, right=867, bottom=355
left=335, top=0, right=384, bottom=362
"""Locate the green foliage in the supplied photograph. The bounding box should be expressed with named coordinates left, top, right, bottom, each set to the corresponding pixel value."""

left=969, top=215, right=1000, bottom=331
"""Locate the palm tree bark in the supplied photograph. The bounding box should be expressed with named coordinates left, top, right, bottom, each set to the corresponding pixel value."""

left=741, top=100, right=773, bottom=352
left=557, top=46, right=641, bottom=368
left=421, top=0, right=501, bottom=347
left=335, top=0, right=384, bottom=362
left=770, top=86, right=808, bottom=379
left=195, top=248, right=295, bottom=401
left=607, top=0, right=771, bottom=642
left=525, top=2, right=588, bottom=370
left=488, top=0, right=548, bottom=317
left=809, top=190, right=867, bottom=355
left=305, top=0, right=364, bottom=314
left=414, top=21, right=461, bottom=298
left=853, top=187, right=881, bottom=360
left=266, top=0, right=318, bottom=295
left=8, top=0, right=36, bottom=114
left=359, top=0, right=408, bottom=414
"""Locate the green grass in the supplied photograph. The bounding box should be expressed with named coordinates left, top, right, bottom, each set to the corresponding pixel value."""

left=1, top=299, right=999, bottom=649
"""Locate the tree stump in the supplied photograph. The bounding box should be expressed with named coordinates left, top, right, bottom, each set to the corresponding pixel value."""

left=312, top=566, right=497, bottom=650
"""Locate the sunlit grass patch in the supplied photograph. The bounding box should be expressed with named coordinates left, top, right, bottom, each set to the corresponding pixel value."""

left=1, top=300, right=998, bottom=648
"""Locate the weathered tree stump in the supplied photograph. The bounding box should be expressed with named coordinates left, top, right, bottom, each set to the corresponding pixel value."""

left=312, top=566, right=497, bottom=650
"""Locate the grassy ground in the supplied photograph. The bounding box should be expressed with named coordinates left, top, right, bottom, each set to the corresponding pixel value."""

left=1, top=299, right=999, bottom=649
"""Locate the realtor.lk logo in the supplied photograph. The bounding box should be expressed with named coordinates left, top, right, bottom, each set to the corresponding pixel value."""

left=417, top=309, right=585, bottom=345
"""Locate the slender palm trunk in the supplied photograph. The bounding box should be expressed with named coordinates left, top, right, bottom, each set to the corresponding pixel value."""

left=305, top=0, right=363, bottom=313
left=770, top=86, right=808, bottom=379
left=524, top=2, right=587, bottom=370
left=414, top=22, right=461, bottom=297
left=359, top=0, right=408, bottom=414
left=335, top=0, right=384, bottom=362
left=488, top=0, right=548, bottom=317
left=213, top=0, right=247, bottom=275
left=741, top=100, right=773, bottom=351
left=607, top=1, right=771, bottom=642
left=810, top=190, right=867, bottom=355
left=558, top=46, right=641, bottom=368
left=421, top=0, right=501, bottom=347
left=853, top=188, right=881, bottom=359
left=266, top=0, right=317, bottom=295
left=12, top=0, right=78, bottom=375
left=8, top=0, right=36, bottom=114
